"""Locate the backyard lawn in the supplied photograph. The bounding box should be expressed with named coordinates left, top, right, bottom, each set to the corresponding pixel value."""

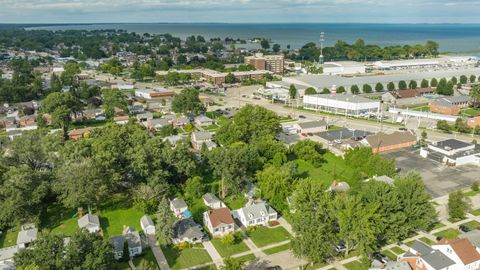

left=471, top=209, right=480, bottom=216
left=42, top=203, right=79, bottom=236
left=263, top=243, right=291, bottom=255
left=343, top=260, right=368, bottom=270
left=419, top=237, right=436, bottom=246
left=461, top=220, right=480, bottom=229
left=99, top=194, right=146, bottom=236
left=248, top=226, right=291, bottom=248
left=210, top=238, right=250, bottom=258
left=434, top=228, right=461, bottom=240
left=0, top=226, right=19, bottom=248
left=235, top=254, right=256, bottom=263
left=162, top=244, right=212, bottom=270
left=295, top=152, right=356, bottom=187
left=390, top=246, right=406, bottom=255
left=383, top=250, right=397, bottom=261
left=224, top=196, right=247, bottom=210
left=133, top=248, right=159, bottom=269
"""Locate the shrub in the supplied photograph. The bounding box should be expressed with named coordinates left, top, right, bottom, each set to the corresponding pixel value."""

left=221, top=234, right=235, bottom=245
left=246, top=226, right=257, bottom=235
left=176, top=241, right=190, bottom=250
left=472, top=182, right=479, bottom=192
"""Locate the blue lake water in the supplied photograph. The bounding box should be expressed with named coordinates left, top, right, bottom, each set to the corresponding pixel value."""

left=28, top=23, right=480, bottom=52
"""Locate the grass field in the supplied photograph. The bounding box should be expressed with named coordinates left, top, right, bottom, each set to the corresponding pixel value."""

left=99, top=194, right=146, bottom=236
left=248, top=226, right=291, bottom=248
left=235, top=253, right=256, bottom=263
left=162, top=245, right=212, bottom=270
left=132, top=248, right=159, bottom=269
left=471, top=209, right=480, bottom=216
left=434, top=228, right=461, bottom=240
left=461, top=108, right=480, bottom=117
left=461, top=220, right=480, bottom=229
left=465, top=190, right=480, bottom=197
left=295, top=152, right=356, bottom=187
left=210, top=237, right=250, bottom=258
left=409, top=105, right=430, bottom=112
left=343, top=260, right=368, bottom=270
left=390, top=246, right=405, bottom=255
left=419, top=237, right=436, bottom=245
left=0, top=226, right=19, bottom=248
left=383, top=250, right=397, bottom=261
left=263, top=243, right=291, bottom=255
left=430, top=222, right=446, bottom=232
left=42, top=203, right=79, bottom=237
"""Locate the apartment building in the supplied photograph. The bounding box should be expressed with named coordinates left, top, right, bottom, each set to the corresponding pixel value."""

left=244, top=53, right=284, bottom=74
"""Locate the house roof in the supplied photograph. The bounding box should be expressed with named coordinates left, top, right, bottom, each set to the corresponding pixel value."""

left=411, top=240, right=434, bottom=255
left=297, top=120, right=328, bottom=130
left=78, top=214, right=100, bottom=229
left=316, top=128, right=372, bottom=141
left=195, top=115, right=213, bottom=122
left=109, top=236, right=125, bottom=253
left=140, top=215, right=154, bottom=228
left=68, top=127, right=94, bottom=137
left=438, top=238, right=480, bottom=265
left=171, top=198, right=187, bottom=210
left=124, top=230, right=142, bottom=249
left=384, top=261, right=411, bottom=270
left=149, top=118, right=170, bottom=127
left=239, top=202, right=277, bottom=222
left=431, top=99, right=456, bottom=108
left=16, top=228, right=38, bottom=245
left=206, top=208, right=234, bottom=228
left=421, top=250, right=455, bottom=270
left=173, top=219, right=204, bottom=240
left=192, top=131, right=212, bottom=141
left=365, top=131, right=417, bottom=148
left=395, top=89, right=420, bottom=99
left=202, top=193, right=221, bottom=205
left=461, top=229, right=480, bottom=248
left=435, top=139, right=472, bottom=150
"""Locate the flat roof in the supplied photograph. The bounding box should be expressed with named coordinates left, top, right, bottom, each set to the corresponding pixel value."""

left=284, top=67, right=480, bottom=89
left=307, top=94, right=378, bottom=104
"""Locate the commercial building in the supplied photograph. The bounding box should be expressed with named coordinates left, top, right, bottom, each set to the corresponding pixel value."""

left=362, top=131, right=417, bottom=153
left=244, top=53, right=284, bottom=74
left=157, top=68, right=272, bottom=86
left=322, top=61, right=366, bottom=75
left=135, top=88, right=176, bottom=100
left=428, top=96, right=471, bottom=116
left=294, top=120, right=328, bottom=134
left=303, top=94, right=381, bottom=116
left=420, top=139, right=480, bottom=166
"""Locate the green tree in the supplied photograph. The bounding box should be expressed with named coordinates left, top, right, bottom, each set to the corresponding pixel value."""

left=336, top=86, right=346, bottom=93
left=398, top=80, right=407, bottom=90
left=387, top=82, right=395, bottom=91
left=184, top=176, right=205, bottom=199
left=321, top=88, right=330, bottom=94
left=350, top=85, right=360, bottom=94
left=451, top=76, right=458, bottom=85
left=375, top=83, right=384, bottom=92
left=425, top=40, right=439, bottom=56
left=221, top=257, right=244, bottom=270
left=363, top=84, right=373, bottom=93
left=289, top=140, right=325, bottom=166
left=102, top=88, right=127, bottom=118
left=304, top=87, right=317, bottom=95
left=50, top=73, right=62, bottom=92
left=289, top=84, right=297, bottom=100
left=460, top=75, right=468, bottom=84
left=420, top=130, right=428, bottom=146
left=431, top=78, right=438, bottom=87
left=261, top=39, right=270, bottom=50
left=156, top=197, right=176, bottom=245
left=421, top=79, right=429, bottom=88
left=272, top=44, right=281, bottom=53
left=14, top=232, right=66, bottom=270
left=448, top=191, right=470, bottom=220
left=408, top=80, right=417, bottom=89
left=137, top=260, right=158, bottom=270
left=221, top=234, right=235, bottom=245
left=53, top=158, right=110, bottom=213
left=344, top=147, right=395, bottom=179
left=171, top=88, right=206, bottom=115
left=225, top=73, right=237, bottom=84
left=41, top=92, right=81, bottom=138
left=470, top=85, right=480, bottom=108
left=133, top=182, right=167, bottom=214
left=256, top=163, right=297, bottom=212
left=470, top=75, right=477, bottom=83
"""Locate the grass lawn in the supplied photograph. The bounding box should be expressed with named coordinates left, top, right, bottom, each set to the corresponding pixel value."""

left=133, top=248, right=159, bottom=269
left=465, top=190, right=480, bottom=197
left=461, top=108, right=480, bottom=117
left=404, top=240, right=416, bottom=247
left=248, top=226, right=291, bottom=248
left=0, top=226, right=19, bottom=248
left=99, top=194, right=146, bottom=236
left=304, top=261, right=330, bottom=270
left=224, top=196, right=247, bottom=210
left=410, top=105, right=430, bottom=112
left=461, top=220, right=480, bottom=229
left=390, top=246, right=405, bottom=255
left=263, top=243, right=291, bottom=255
left=471, top=209, right=480, bottom=216
left=236, top=254, right=256, bottom=263
left=295, top=152, right=356, bottom=187
left=447, top=217, right=463, bottom=223
left=344, top=260, right=368, bottom=270
left=419, top=237, right=436, bottom=246
left=430, top=222, right=446, bottom=232
left=162, top=245, right=212, bottom=270
left=434, top=228, right=461, bottom=240
left=41, top=203, right=79, bottom=237
left=210, top=238, right=250, bottom=258
left=383, top=250, right=397, bottom=261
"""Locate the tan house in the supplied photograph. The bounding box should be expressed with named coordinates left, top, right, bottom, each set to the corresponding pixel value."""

left=362, top=131, right=417, bottom=153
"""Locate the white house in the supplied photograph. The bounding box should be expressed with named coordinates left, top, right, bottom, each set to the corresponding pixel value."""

left=232, top=202, right=277, bottom=228
left=202, top=193, right=225, bottom=209
left=420, top=139, right=480, bottom=166
left=203, top=208, right=235, bottom=237
left=191, top=131, right=217, bottom=151
left=123, top=226, right=142, bottom=257
left=194, top=115, right=214, bottom=127
left=140, top=215, right=155, bottom=235
left=172, top=219, right=205, bottom=244
left=77, top=214, right=101, bottom=233
left=433, top=239, right=480, bottom=270
left=170, top=198, right=188, bottom=217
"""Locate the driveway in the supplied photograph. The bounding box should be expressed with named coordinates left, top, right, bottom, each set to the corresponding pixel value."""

left=202, top=240, right=223, bottom=269
left=147, top=235, right=171, bottom=270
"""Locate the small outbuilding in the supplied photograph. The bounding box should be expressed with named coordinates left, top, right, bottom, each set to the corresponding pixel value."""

left=140, top=215, right=155, bottom=235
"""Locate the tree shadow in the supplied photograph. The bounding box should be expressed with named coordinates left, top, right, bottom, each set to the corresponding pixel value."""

left=245, top=258, right=269, bottom=270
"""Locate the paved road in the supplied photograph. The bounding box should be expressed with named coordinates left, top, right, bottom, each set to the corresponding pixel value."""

left=147, top=235, right=171, bottom=270
left=202, top=240, right=223, bottom=269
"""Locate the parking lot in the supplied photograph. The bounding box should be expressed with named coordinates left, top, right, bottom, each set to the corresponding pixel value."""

left=383, top=149, right=480, bottom=198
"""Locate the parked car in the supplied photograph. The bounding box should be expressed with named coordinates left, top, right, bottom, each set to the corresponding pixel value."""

left=459, top=225, right=472, bottom=232
left=399, top=127, right=408, bottom=131
left=298, top=115, right=306, bottom=119
left=265, top=266, right=282, bottom=270
left=335, top=243, right=347, bottom=253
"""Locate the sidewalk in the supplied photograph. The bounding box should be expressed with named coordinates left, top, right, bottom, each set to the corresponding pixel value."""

left=202, top=240, right=223, bottom=269
left=147, top=235, right=171, bottom=270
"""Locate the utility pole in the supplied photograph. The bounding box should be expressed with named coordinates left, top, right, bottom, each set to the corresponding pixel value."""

left=319, top=32, right=325, bottom=65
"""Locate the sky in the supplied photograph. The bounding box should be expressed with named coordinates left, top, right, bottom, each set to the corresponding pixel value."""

left=0, top=0, right=479, bottom=24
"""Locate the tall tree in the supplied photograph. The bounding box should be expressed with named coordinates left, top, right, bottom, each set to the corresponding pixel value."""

left=171, top=88, right=205, bottom=115
left=256, top=162, right=296, bottom=213
left=387, top=82, right=395, bottom=91
left=41, top=92, right=81, bottom=138
left=102, top=88, right=127, bottom=118
left=289, top=84, right=298, bottom=100
left=448, top=191, right=470, bottom=220
left=398, top=80, right=407, bottom=90
left=375, top=83, right=384, bottom=92
left=421, top=79, right=429, bottom=88
left=156, top=197, right=176, bottom=245
left=350, top=85, right=360, bottom=94
left=304, top=87, right=317, bottom=95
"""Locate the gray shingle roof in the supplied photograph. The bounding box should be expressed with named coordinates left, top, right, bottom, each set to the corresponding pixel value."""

left=240, top=203, right=277, bottom=222
left=411, top=240, right=434, bottom=255
left=140, top=215, right=154, bottom=228
left=109, top=236, right=125, bottom=253
left=171, top=198, right=188, bottom=210
left=16, top=228, right=38, bottom=245
left=202, top=193, right=221, bottom=205
left=77, top=214, right=100, bottom=229
left=173, top=219, right=204, bottom=240
left=192, top=131, right=212, bottom=141
left=421, top=250, right=455, bottom=270
left=461, top=229, right=480, bottom=248
left=124, top=230, right=141, bottom=249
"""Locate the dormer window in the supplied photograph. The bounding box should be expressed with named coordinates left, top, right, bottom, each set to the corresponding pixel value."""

left=260, top=211, right=265, bottom=216
left=248, top=213, right=253, bottom=219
